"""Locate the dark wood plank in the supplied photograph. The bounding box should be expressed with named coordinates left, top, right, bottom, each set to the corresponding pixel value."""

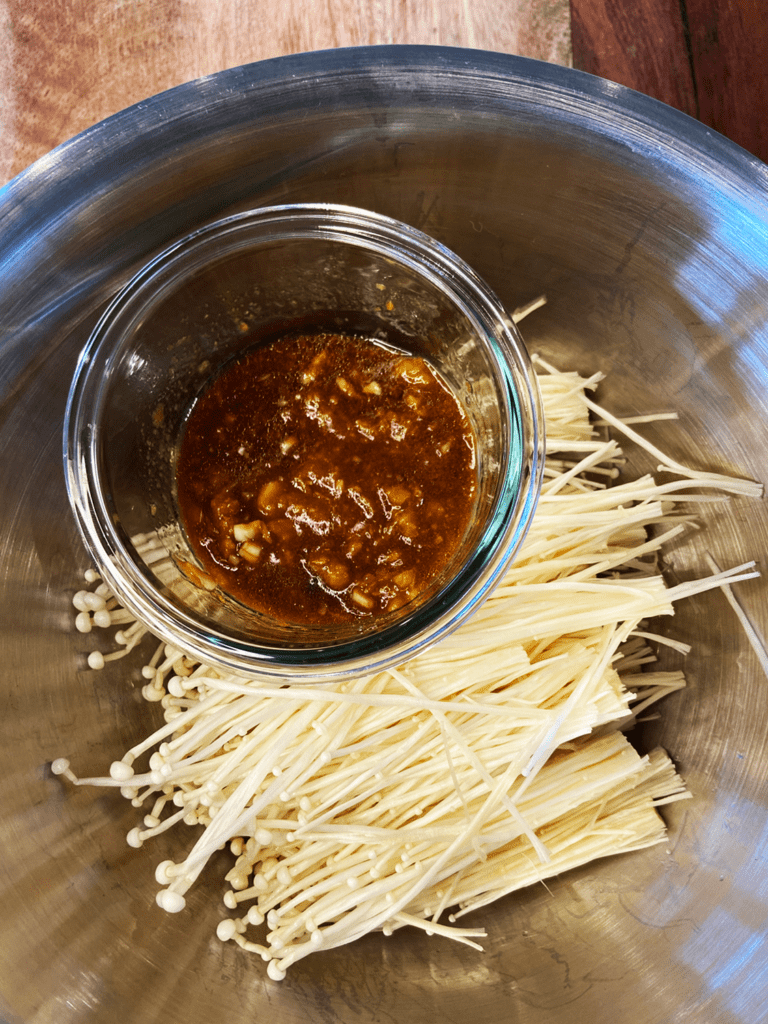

left=685, top=0, right=768, bottom=163
left=570, top=0, right=697, bottom=116
left=571, top=0, right=768, bottom=165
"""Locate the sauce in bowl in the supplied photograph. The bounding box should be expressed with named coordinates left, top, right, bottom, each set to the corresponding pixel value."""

left=176, top=331, right=477, bottom=624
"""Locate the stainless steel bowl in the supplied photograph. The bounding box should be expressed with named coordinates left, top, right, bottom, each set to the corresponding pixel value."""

left=1, top=46, right=767, bottom=1023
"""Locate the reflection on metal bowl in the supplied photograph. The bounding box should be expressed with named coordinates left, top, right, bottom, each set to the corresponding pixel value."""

left=1, top=46, right=767, bottom=1024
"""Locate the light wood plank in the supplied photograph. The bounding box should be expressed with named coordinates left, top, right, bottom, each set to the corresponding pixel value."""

left=0, top=0, right=571, bottom=184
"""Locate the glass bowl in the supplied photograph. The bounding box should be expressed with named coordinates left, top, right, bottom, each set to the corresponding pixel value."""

left=64, top=203, right=543, bottom=681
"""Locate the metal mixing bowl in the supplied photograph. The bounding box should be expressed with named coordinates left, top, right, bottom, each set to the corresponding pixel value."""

left=1, top=46, right=767, bottom=1023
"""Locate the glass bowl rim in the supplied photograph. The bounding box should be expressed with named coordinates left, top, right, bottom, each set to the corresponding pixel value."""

left=64, top=202, right=545, bottom=682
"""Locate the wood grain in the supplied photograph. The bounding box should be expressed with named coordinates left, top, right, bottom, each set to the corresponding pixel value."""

left=571, top=0, right=768, bottom=164
left=685, top=0, right=768, bottom=162
left=0, top=0, right=571, bottom=185
left=3, top=0, right=762, bottom=185
left=571, top=0, right=696, bottom=115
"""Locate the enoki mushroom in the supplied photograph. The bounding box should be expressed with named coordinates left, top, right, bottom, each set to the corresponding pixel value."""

left=55, top=333, right=762, bottom=981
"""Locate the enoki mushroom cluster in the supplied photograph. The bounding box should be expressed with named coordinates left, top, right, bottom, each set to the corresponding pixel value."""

left=54, top=352, right=761, bottom=981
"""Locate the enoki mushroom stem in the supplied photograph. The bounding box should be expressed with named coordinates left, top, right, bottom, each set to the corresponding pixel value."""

left=56, top=334, right=762, bottom=980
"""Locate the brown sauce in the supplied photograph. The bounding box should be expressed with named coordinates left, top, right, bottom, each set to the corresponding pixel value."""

left=176, top=332, right=477, bottom=624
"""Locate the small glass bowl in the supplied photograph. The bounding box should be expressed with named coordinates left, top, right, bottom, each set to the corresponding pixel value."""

left=64, top=204, right=544, bottom=682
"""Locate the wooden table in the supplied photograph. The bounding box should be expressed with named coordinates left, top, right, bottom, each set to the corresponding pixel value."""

left=571, top=0, right=768, bottom=165
left=0, top=0, right=765, bottom=186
